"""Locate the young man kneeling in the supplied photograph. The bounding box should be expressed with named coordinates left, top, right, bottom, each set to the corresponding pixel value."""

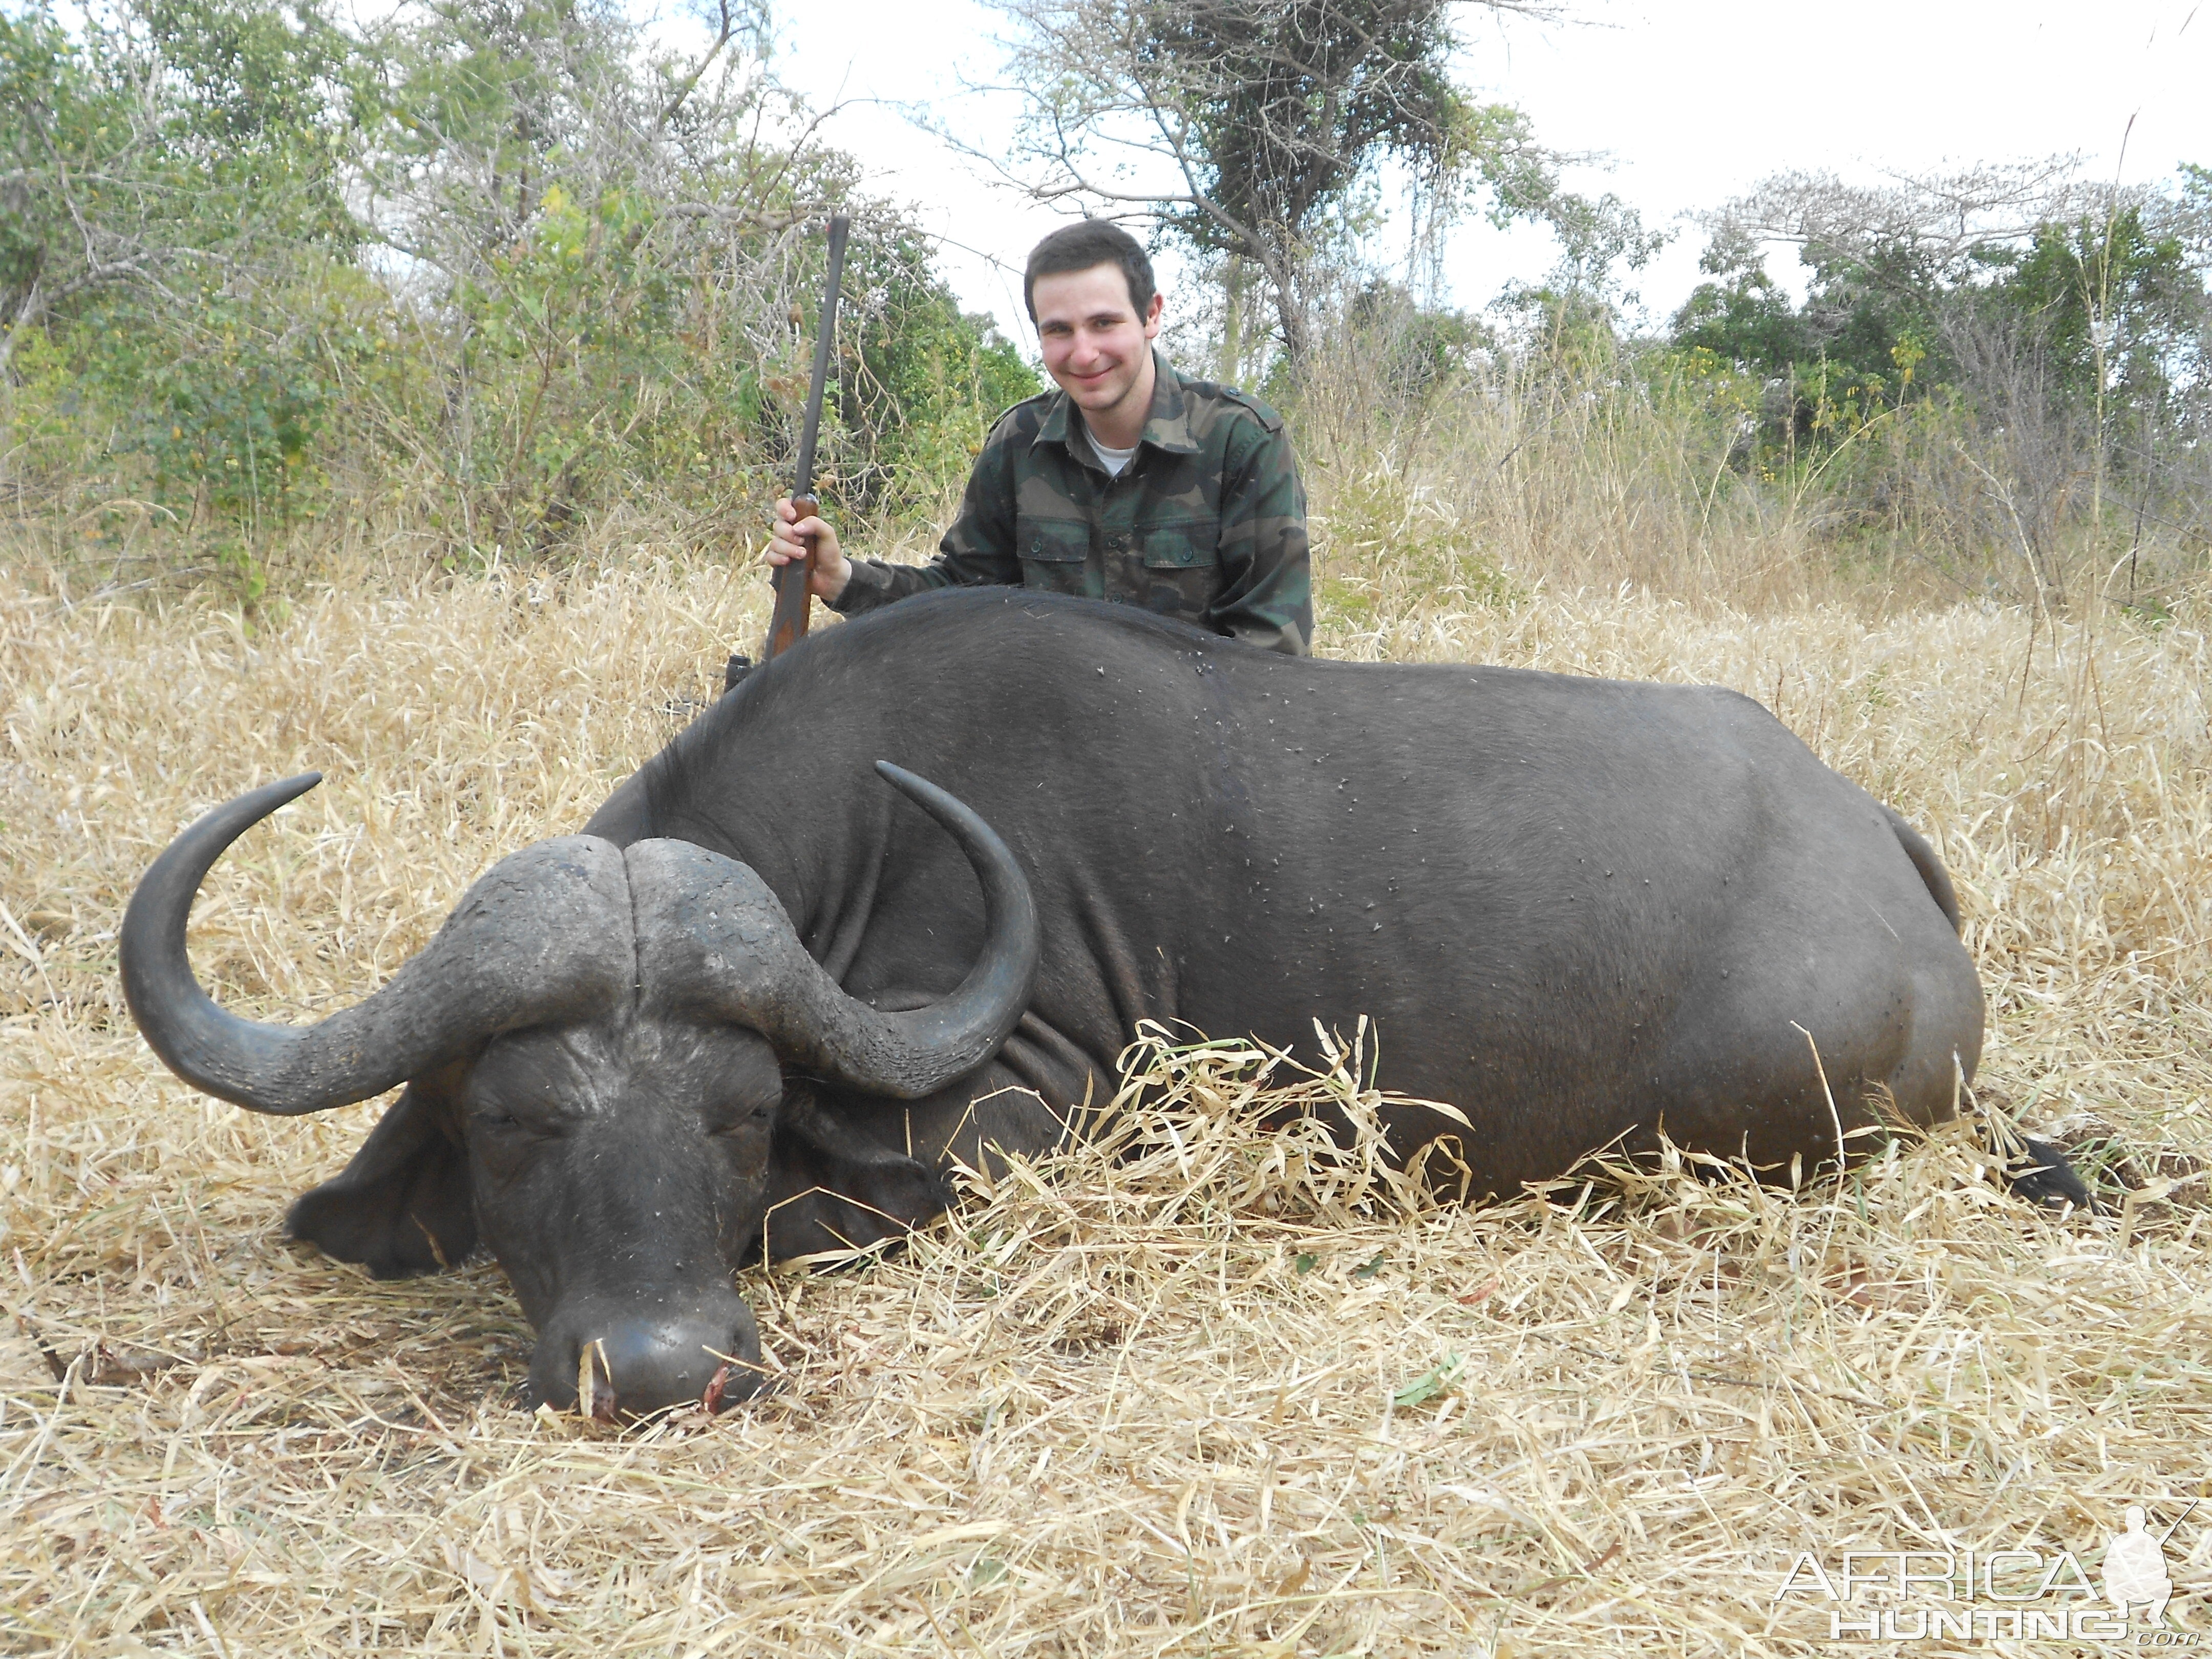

left=763, top=220, right=1311, bottom=656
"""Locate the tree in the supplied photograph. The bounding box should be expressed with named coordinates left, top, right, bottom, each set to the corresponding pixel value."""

left=1487, top=185, right=1664, bottom=372
left=1669, top=160, right=2211, bottom=603
left=0, top=0, right=359, bottom=377
left=0, top=0, right=360, bottom=362
left=973, top=0, right=1560, bottom=365
left=3, top=0, right=1037, bottom=568
left=1670, top=229, right=1806, bottom=378
left=1684, top=160, right=2209, bottom=439
left=1, top=0, right=373, bottom=557
left=1993, top=204, right=2201, bottom=417
left=351, top=0, right=1035, bottom=544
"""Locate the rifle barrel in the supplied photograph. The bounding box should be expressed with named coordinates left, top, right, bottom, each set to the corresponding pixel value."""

left=766, top=212, right=851, bottom=661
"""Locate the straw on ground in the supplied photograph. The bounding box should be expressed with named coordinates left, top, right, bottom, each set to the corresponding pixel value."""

left=3, top=554, right=2208, bottom=1654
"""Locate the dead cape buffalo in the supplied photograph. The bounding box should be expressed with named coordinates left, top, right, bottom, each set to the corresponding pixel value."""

left=122, top=589, right=2082, bottom=1417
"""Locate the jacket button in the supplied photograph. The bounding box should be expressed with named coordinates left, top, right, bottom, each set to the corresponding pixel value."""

left=1108, top=536, right=1124, bottom=550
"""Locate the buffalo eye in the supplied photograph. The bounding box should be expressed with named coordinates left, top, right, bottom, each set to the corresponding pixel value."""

left=711, top=1099, right=774, bottom=1137
left=471, top=1103, right=554, bottom=1138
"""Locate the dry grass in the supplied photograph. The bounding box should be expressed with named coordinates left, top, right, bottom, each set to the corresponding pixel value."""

left=4, top=536, right=2211, bottom=1655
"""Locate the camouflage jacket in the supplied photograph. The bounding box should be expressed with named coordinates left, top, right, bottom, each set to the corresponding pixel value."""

left=828, top=353, right=1311, bottom=655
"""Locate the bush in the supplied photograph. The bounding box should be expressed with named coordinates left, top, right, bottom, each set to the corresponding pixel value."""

left=0, top=0, right=1036, bottom=584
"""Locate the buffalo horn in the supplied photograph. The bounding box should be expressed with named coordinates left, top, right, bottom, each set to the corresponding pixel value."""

left=628, top=762, right=1040, bottom=1099
left=121, top=774, right=634, bottom=1115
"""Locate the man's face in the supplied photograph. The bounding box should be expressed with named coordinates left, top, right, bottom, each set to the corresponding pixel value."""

left=1033, top=263, right=1164, bottom=422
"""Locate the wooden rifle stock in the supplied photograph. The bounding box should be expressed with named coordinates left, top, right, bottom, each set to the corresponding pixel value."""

left=765, top=214, right=850, bottom=661
left=765, top=491, right=819, bottom=659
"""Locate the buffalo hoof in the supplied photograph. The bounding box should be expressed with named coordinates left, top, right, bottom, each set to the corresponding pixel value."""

left=2004, top=1136, right=2096, bottom=1211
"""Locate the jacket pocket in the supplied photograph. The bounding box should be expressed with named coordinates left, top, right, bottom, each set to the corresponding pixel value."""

left=1137, top=519, right=1221, bottom=621
left=1016, top=515, right=1093, bottom=597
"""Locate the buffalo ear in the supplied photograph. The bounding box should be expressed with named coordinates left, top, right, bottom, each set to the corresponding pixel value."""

left=762, top=1091, right=953, bottom=1261
left=286, top=1074, right=476, bottom=1279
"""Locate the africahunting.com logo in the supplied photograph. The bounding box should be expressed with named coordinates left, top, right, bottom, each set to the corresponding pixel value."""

left=1775, top=1502, right=2198, bottom=1643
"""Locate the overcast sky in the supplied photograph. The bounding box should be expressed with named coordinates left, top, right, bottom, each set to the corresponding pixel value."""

left=735, top=0, right=2211, bottom=346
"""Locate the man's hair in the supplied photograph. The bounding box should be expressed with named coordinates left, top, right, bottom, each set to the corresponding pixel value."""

left=1024, top=221, right=1157, bottom=322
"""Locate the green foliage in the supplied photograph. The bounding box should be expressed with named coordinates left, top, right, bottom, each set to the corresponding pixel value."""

left=1990, top=205, right=2200, bottom=416
left=1656, top=166, right=2212, bottom=602
left=2, top=0, right=1035, bottom=573
left=1670, top=169, right=2210, bottom=464
left=1670, top=235, right=1946, bottom=443
left=1302, top=280, right=1486, bottom=409
left=1670, top=231, right=1806, bottom=379
left=2, top=0, right=367, bottom=554
left=1487, top=190, right=1666, bottom=373
left=842, top=232, right=1040, bottom=511
left=0, top=0, right=362, bottom=318
left=0, top=10, right=79, bottom=306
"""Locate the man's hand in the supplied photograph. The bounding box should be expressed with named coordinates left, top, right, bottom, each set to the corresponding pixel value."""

left=764, top=497, right=852, bottom=603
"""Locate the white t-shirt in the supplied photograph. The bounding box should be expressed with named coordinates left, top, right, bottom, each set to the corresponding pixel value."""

left=1087, top=426, right=1139, bottom=478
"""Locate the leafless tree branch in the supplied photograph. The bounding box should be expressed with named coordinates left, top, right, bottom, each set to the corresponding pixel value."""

left=1709, top=158, right=2111, bottom=265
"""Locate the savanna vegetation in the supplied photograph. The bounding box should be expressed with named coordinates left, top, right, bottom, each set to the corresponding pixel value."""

left=0, top=0, right=1038, bottom=597
left=3, top=0, right=2209, bottom=1653
left=4, top=0, right=2204, bottom=608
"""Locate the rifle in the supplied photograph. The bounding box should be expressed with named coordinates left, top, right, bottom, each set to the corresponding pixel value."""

left=763, top=212, right=851, bottom=662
